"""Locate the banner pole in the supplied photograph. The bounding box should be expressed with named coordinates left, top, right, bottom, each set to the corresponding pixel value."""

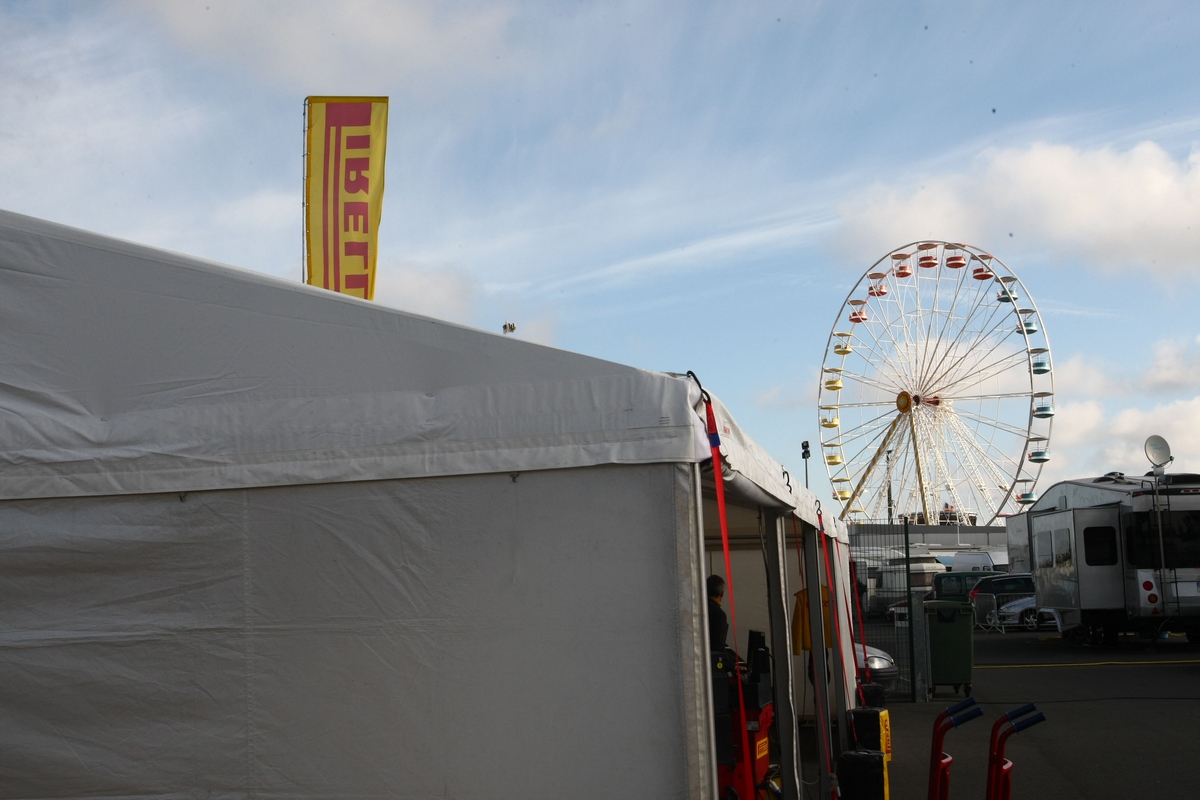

left=301, top=98, right=309, bottom=284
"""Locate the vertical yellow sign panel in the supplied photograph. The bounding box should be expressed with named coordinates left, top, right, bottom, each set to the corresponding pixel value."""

left=305, top=97, right=388, bottom=300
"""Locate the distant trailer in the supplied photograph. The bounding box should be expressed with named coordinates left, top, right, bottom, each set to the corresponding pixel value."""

left=1005, top=472, right=1200, bottom=644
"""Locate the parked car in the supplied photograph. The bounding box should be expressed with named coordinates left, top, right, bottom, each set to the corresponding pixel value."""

left=969, top=573, right=1035, bottom=601
left=996, top=595, right=1056, bottom=630
left=933, top=571, right=1004, bottom=600
left=971, top=573, right=1036, bottom=627
left=855, top=643, right=899, bottom=692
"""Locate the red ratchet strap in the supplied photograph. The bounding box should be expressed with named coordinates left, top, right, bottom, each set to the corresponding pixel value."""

left=694, top=378, right=755, bottom=800
left=816, top=508, right=865, bottom=728
left=845, top=542, right=873, bottom=685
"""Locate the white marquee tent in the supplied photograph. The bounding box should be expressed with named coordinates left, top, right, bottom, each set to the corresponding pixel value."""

left=0, top=210, right=854, bottom=799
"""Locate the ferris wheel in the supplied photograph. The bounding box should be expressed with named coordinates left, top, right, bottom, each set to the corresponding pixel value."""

left=818, top=241, right=1054, bottom=525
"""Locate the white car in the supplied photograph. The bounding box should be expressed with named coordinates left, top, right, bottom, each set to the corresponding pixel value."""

left=855, top=643, right=899, bottom=691
left=996, top=595, right=1054, bottom=630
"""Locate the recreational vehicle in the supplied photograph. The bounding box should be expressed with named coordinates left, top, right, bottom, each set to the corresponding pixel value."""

left=1005, top=472, right=1200, bottom=644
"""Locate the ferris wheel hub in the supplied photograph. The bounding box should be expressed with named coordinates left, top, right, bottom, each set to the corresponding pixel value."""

left=896, top=391, right=913, bottom=413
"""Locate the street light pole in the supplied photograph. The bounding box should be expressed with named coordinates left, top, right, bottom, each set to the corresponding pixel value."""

left=802, top=440, right=810, bottom=489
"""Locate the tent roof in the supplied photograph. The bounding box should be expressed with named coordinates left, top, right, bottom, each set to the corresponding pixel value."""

left=0, top=209, right=833, bottom=532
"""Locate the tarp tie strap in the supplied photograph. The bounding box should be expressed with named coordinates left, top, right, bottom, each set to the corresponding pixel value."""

left=793, top=514, right=837, bottom=788
left=844, top=541, right=873, bottom=686
left=817, top=508, right=862, bottom=752
left=696, top=382, right=756, bottom=800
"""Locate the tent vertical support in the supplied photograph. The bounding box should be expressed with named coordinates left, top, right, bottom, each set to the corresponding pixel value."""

left=827, top=540, right=851, bottom=755
left=763, top=509, right=801, bottom=800
left=803, top=523, right=835, bottom=797
left=691, top=463, right=719, bottom=798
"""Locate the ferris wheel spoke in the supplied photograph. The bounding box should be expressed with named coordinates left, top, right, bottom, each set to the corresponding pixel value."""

left=944, top=390, right=1033, bottom=402
left=847, top=327, right=914, bottom=389
left=944, top=411, right=1015, bottom=508
left=837, top=407, right=904, bottom=455
left=924, top=298, right=1021, bottom=392
left=925, top=416, right=972, bottom=519
left=838, top=413, right=902, bottom=520
left=920, top=280, right=1011, bottom=386
left=859, top=302, right=917, bottom=387
left=917, top=270, right=994, bottom=389
left=949, top=406, right=1032, bottom=440
left=825, top=400, right=898, bottom=409
left=839, top=368, right=909, bottom=396
left=941, top=413, right=1001, bottom=515
left=844, top=335, right=911, bottom=392
left=921, top=259, right=974, bottom=381
left=908, top=411, right=933, bottom=524
left=934, top=349, right=1030, bottom=397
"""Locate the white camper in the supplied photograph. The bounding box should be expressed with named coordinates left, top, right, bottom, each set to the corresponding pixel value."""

left=1005, top=472, right=1200, bottom=644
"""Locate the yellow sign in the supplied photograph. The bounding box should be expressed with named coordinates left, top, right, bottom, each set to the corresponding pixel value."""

left=305, top=96, right=388, bottom=300
left=756, top=736, right=769, bottom=760
left=880, top=709, right=892, bottom=761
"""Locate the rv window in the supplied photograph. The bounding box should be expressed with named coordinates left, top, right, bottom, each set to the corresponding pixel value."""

left=1052, top=528, right=1072, bottom=569
left=1083, top=526, right=1118, bottom=566
left=1035, top=531, right=1053, bottom=570
left=1125, top=511, right=1200, bottom=569
left=939, top=575, right=963, bottom=597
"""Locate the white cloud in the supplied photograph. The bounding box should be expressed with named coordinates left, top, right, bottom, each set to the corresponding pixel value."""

left=1053, top=338, right=1200, bottom=402
left=836, top=141, right=1200, bottom=278
left=1039, top=396, right=1200, bottom=483
left=130, top=0, right=517, bottom=94
left=0, top=10, right=210, bottom=226
left=374, top=262, right=478, bottom=325
left=1055, top=355, right=1126, bottom=400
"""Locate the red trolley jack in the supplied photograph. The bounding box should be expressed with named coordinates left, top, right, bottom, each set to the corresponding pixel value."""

left=985, top=705, right=1046, bottom=800
left=927, top=697, right=983, bottom=800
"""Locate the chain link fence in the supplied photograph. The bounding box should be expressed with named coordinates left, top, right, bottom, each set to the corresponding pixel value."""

left=846, top=523, right=918, bottom=702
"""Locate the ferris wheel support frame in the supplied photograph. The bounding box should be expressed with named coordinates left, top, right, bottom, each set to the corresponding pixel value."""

left=839, top=413, right=902, bottom=521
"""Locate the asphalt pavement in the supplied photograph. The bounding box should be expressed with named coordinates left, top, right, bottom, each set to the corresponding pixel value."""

left=883, top=629, right=1200, bottom=800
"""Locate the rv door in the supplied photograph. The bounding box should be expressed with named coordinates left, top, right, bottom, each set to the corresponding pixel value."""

left=1073, top=507, right=1124, bottom=610
left=1032, top=510, right=1079, bottom=629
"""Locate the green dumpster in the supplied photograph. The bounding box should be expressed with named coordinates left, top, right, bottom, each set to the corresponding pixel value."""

left=924, top=600, right=974, bottom=696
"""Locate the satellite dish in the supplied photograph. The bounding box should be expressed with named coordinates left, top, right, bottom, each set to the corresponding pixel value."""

left=1145, top=435, right=1173, bottom=468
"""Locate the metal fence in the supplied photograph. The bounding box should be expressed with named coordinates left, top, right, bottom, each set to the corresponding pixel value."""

left=973, top=592, right=1037, bottom=632
left=846, top=522, right=917, bottom=702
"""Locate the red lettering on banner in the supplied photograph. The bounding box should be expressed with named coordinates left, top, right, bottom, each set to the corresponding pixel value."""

left=327, top=104, right=371, bottom=126
left=344, top=243, right=369, bottom=295
left=343, top=202, right=368, bottom=233
left=323, top=102, right=372, bottom=292
left=344, top=158, right=369, bottom=194
left=345, top=134, right=371, bottom=150
left=344, top=241, right=368, bottom=267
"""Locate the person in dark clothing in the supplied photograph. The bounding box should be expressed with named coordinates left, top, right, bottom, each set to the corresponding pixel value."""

left=707, top=574, right=729, bottom=651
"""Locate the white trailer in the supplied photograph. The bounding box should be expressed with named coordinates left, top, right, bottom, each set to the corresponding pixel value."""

left=1005, top=472, right=1200, bottom=644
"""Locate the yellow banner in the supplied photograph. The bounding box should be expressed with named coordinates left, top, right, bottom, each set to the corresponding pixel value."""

left=305, top=96, right=388, bottom=300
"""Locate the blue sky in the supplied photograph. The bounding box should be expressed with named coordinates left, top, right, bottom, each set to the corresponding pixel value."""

left=4, top=1, right=1200, bottom=500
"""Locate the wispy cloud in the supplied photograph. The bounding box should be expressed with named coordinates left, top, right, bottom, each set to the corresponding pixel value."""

left=132, top=0, right=518, bottom=96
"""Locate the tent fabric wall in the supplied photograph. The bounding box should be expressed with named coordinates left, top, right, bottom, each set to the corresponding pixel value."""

left=0, top=210, right=703, bottom=500
left=0, top=208, right=842, bottom=796
left=0, top=463, right=710, bottom=798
